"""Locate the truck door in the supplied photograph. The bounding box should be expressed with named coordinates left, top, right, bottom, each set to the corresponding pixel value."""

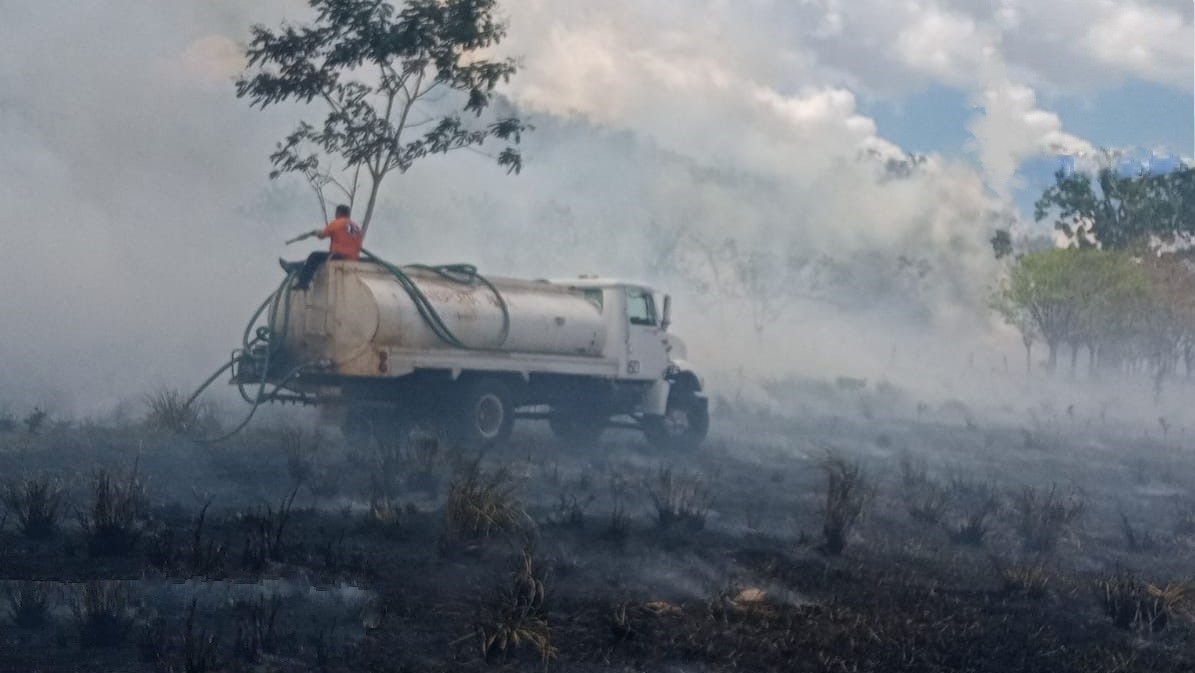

left=624, top=287, right=668, bottom=380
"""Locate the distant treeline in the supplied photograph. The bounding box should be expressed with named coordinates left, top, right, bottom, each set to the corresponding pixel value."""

left=993, top=162, right=1195, bottom=393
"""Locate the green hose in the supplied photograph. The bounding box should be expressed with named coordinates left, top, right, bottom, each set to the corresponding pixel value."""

left=185, top=269, right=309, bottom=444
left=361, top=250, right=510, bottom=350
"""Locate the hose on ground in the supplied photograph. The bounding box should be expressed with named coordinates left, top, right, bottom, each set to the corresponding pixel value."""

left=184, top=269, right=309, bottom=443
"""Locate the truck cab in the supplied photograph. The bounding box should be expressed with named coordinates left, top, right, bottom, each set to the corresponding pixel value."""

left=549, top=277, right=708, bottom=450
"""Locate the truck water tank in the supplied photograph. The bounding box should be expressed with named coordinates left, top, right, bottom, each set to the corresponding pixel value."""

left=283, top=261, right=608, bottom=368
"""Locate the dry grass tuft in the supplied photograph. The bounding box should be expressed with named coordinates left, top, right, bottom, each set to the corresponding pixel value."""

left=441, top=461, right=529, bottom=549
left=1097, top=570, right=1194, bottom=633
left=991, top=558, right=1052, bottom=599
left=477, top=550, right=555, bottom=662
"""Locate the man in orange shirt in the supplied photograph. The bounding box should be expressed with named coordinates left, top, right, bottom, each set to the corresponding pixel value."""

left=284, top=204, right=364, bottom=290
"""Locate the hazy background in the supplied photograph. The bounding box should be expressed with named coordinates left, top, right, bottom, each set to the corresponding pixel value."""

left=1, top=0, right=1192, bottom=420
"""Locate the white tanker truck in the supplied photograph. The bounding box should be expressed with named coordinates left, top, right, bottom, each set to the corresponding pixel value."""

left=231, top=256, right=709, bottom=450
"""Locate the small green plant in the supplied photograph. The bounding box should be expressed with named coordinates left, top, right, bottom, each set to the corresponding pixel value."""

left=476, top=550, right=555, bottom=662
left=441, top=461, right=529, bottom=549
left=79, top=465, right=148, bottom=557
left=2, top=476, right=64, bottom=539
left=649, top=466, right=712, bottom=531
left=4, top=581, right=53, bottom=629
left=1015, top=483, right=1084, bottom=553
left=72, top=580, right=134, bottom=648
left=818, top=453, right=872, bottom=555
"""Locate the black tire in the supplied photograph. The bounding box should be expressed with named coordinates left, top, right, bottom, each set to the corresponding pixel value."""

left=643, top=392, right=709, bottom=451
left=549, top=407, right=607, bottom=446
left=452, top=378, right=515, bottom=449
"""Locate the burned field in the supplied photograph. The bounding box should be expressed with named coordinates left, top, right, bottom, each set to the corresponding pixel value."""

left=2, top=382, right=1195, bottom=672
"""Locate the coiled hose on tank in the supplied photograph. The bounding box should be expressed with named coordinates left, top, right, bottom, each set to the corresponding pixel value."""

left=183, top=251, right=510, bottom=442
left=360, top=250, right=510, bottom=350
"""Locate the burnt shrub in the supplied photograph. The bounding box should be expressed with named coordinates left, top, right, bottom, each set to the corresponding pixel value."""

left=648, top=467, right=712, bottom=531
left=2, top=476, right=64, bottom=539
left=144, top=388, right=208, bottom=435
left=238, top=486, right=299, bottom=572
left=72, top=580, right=134, bottom=648
left=79, top=466, right=149, bottom=557
left=944, top=479, right=1000, bottom=547
left=899, top=453, right=951, bottom=525
left=4, top=580, right=54, bottom=629
left=818, top=453, right=872, bottom=555
left=1015, top=483, right=1083, bottom=553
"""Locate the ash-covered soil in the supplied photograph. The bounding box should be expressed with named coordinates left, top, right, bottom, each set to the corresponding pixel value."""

left=2, top=379, right=1195, bottom=672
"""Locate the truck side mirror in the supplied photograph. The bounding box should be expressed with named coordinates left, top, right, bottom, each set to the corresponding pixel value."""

left=661, top=295, right=672, bottom=331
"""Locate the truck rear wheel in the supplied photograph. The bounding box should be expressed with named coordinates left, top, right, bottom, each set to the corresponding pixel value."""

left=643, top=392, right=709, bottom=451
left=452, top=378, right=515, bottom=449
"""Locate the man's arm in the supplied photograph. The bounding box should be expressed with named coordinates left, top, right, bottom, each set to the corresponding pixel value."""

left=314, top=220, right=338, bottom=239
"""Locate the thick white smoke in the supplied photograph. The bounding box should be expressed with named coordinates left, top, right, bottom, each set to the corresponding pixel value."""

left=0, top=0, right=1183, bottom=417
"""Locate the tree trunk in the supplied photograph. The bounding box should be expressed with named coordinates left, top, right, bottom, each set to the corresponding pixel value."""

left=359, top=172, right=384, bottom=240
left=1024, top=342, right=1032, bottom=375
left=1068, top=342, right=1079, bottom=380
left=1046, top=342, right=1058, bottom=373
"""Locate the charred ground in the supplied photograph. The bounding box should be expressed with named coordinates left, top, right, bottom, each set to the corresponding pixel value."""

left=1, top=379, right=1194, bottom=672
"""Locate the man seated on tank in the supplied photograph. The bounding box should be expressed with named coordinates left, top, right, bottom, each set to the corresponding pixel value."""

left=280, top=204, right=364, bottom=290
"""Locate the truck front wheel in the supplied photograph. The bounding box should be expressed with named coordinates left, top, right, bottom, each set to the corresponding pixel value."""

left=643, top=393, right=709, bottom=451
left=452, top=378, right=515, bottom=449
